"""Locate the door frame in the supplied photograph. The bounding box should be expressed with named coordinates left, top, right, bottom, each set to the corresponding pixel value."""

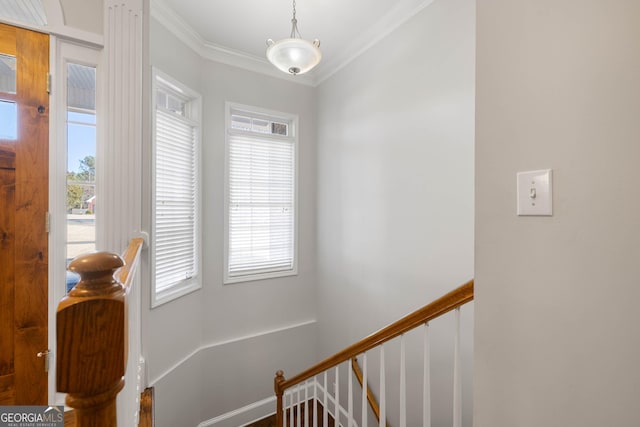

left=48, top=37, right=103, bottom=406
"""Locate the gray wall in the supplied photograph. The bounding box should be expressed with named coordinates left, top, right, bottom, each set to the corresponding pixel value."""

left=147, top=18, right=318, bottom=427
left=315, top=0, right=475, bottom=425
left=475, top=1, right=640, bottom=426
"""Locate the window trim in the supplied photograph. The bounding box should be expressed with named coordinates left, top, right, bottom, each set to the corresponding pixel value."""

left=224, top=101, right=299, bottom=284
left=151, top=67, right=202, bottom=307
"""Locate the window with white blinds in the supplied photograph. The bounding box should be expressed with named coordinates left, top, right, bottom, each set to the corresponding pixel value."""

left=225, top=103, right=298, bottom=283
left=152, top=69, right=201, bottom=306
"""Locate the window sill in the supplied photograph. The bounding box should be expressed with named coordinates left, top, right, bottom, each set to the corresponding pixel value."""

left=151, top=278, right=202, bottom=308
left=224, top=268, right=298, bottom=285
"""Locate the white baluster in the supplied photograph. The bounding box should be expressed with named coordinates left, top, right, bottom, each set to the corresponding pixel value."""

left=362, top=354, right=368, bottom=427
left=305, top=379, right=310, bottom=427
left=283, top=390, right=287, bottom=427
left=453, top=308, right=462, bottom=427
left=289, top=390, right=294, bottom=427
left=348, top=360, right=353, bottom=427
left=400, top=334, right=406, bottom=427
left=297, top=384, right=301, bottom=427
left=323, top=371, right=328, bottom=427
left=313, top=376, right=318, bottom=427
left=424, top=323, right=431, bottom=427
left=335, top=366, right=340, bottom=427
left=380, top=346, right=386, bottom=427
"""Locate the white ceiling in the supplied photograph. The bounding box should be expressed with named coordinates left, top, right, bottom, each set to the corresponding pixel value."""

left=152, top=0, right=435, bottom=85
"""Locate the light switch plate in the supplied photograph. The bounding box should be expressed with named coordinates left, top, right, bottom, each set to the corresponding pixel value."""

left=517, top=169, right=552, bottom=216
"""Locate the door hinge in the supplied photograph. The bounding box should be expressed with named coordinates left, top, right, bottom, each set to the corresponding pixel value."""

left=37, top=349, right=51, bottom=373
left=46, top=73, right=51, bottom=94
left=45, top=212, right=50, bottom=233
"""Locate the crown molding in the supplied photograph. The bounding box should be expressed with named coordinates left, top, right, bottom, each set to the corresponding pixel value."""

left=150, top=0, right=315, bottom=86
left=150, top=0, right=435, bottom=87
left=313, top=0, right=435, bottom=85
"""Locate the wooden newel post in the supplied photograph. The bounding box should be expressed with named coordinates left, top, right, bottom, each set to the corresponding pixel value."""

left=57, top=252, right=128, bottom=427
left=274, top=370, right=285, bottom=427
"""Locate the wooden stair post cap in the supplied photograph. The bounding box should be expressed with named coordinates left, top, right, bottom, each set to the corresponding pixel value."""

left=68, top=252, right=125, bottom=296
left=69, top=251, right=125, bottom=274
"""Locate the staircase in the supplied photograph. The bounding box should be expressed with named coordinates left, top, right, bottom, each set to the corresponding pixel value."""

left=272, top=281, right=474, bottom=427
left=56, top=240, right=470, bottom=427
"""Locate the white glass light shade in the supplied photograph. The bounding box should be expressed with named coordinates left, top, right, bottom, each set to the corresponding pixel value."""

left=266, top=38, right=322, bottom=75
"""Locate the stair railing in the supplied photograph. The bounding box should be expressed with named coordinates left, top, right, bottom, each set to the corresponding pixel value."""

left=56, top=237, right=144, bottom=427
left=274, top=279, right=474, bottom=427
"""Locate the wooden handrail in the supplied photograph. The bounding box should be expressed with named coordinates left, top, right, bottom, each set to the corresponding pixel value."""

left=56, top=238, right=144, bottom=427
left=275, top=280, right=474, bottom=425
left=115, top=237, right=144, bottom=289
left=351, top=357, right=388, bottom=427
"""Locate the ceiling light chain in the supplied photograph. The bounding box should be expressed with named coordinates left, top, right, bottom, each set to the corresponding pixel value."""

left=290, top=0, right=300, bottom=38
left=266, top=0, right=322, bottom=76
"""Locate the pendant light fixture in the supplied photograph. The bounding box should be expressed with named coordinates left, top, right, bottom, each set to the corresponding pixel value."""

left=266, top=0, right=321, bottom=76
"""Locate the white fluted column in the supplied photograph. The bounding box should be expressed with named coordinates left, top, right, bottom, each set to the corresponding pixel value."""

left=100, top=0, right=144, bottom=252
left=100, top=1, right=147, bottom=426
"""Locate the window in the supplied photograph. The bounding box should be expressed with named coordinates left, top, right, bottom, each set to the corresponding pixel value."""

left=152, top=68, right=201, bottom=306
left=65, top=63, right=97, bottom=292
left=50, top=40, right=101, bottom=405
left=224, top=103, right=298, bottom=283
left=0, top=54, right=17, bottom=139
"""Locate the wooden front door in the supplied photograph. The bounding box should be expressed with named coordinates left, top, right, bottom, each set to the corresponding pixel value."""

left=0, top=23, right=49, bottom=405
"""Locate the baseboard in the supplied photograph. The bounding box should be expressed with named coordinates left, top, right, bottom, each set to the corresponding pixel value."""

left=197, top=395, right=276, bottom=427
left=198, top=381, right=317, bottom=427
left=196, top=380, right=356, bottom=427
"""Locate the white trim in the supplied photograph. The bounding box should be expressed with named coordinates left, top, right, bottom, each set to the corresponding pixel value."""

left=198, top=396, right=276, bottom=427
left=150, top=67, right=203, bottom=308
left=313, top=0, right=435, bottom=85
left=48, top=34, right=65, bottom=408
left=148, top=320, right=316, bottom=387
left=48, top=36, right=103, bottom=406
left=46, top=25, right=103, bottom=47
left=197, top=381, right=320, bottom=427
left=223, top=102, right=299, bottom=285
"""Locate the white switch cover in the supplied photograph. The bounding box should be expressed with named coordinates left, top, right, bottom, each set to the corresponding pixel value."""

left=517, top=169, right=552, bottom=216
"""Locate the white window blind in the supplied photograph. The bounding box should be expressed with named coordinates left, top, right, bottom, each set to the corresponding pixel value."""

left=225, top=104, right=297, bottom=282
left=152, top=69, right=201, bottom=305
